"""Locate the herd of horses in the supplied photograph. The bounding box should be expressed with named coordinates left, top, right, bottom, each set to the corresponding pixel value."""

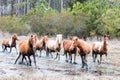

left=1, top=33, right=109, bottom=69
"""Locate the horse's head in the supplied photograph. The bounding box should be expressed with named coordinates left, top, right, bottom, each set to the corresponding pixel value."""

left=56, top=34, right=62, bottom=45
left=12, top=34, right=18, bottom=41
left=43, top=35, right=48, bottom=43
left=29, top=35, right=37, bottom=52
left=69, top=40, right=76, bottom=51
left=72, top=36, right=79, bottom=48
left=104, top=34, right=109, bottom=45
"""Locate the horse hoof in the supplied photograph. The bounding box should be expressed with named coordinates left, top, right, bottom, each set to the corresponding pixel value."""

left=73, top=62, right=77, bottom=64
left=70, top=61, right=72, bottom=64
left=97, top=60, right=99, bottom=63
left=65, top=60, right=68, bottom=62
left=81, top=66, right=84, bottom=68
left=86, top=67, right=88, bottom=70
left=28, top=63, right=32, bottom=66
left=19, top=62, right=22, bottom=64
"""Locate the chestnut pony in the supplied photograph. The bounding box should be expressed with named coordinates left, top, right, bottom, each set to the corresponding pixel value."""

left=92, top=35, right=109, bottom=64
left=63, top=40, right=77, bottom=64
left=14, top=35, right=37, bottom=67
left=72, top=36, right=91, bottom=69
left=36, top=36, right=48, bottom=57
left=2, top=34, right=18, bottom=53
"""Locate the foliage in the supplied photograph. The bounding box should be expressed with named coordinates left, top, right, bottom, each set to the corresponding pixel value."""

left=70, top=0, right=120, bottom=37
left=0, top=0, right=120, bottom=38
left=0, top=15, right=30, bottom=35
left=95, top=8, right=120, bottom=37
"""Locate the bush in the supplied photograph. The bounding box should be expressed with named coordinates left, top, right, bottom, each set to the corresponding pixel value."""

left=0, top=15, right=30, bottom=35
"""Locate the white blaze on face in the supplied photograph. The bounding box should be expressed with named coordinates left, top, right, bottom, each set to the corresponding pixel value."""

left=56, top=34, right=62, bottom=44
left=69, top=41, right=74, bottom=50
left=106, top=41, right=109, bottom=45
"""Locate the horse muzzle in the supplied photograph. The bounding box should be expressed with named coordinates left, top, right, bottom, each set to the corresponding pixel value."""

left=33, top=47, right=36, bottom=53
left=106, top=42, right=109, bottom=45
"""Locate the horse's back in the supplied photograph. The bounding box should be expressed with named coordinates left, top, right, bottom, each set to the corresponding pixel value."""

left=78, top=39, right=91, bottom=54
left=46, top=39, right=56, bottom=48
left=2, top=39, right=9, bottom=45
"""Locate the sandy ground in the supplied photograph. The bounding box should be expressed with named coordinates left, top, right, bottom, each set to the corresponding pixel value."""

left=0, top=33, right=120, bottom=80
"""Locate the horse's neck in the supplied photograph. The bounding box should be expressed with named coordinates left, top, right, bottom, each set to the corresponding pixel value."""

left=28, top=40, right=33, bottom=49
left=102, top=40, right=107, bottom=51
left=11, top=38, right=16, bottom=45
left=77, top=39, right=84, bottom=50
left=41, top=38, right=46, bottom=47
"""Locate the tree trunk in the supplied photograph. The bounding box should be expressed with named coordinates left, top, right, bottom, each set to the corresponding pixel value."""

left=11, top=0, right=15, bottom=16
left=48, top=0, right=51, bottom=7
left=61, top=0, right=63, bottom=11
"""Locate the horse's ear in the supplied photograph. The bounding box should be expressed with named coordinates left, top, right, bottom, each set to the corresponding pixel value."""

left=34, top=35, right=38, bottom=41
left=104, top=34, right=107, bottom=38
left=75, top=37, right=78, bottom=41
left=31, top=35, right=33, bottom=37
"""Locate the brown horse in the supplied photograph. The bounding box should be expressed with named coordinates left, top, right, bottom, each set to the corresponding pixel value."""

left=63, top=40, right=77, bottom=64
left=14, top=35, right=37, bottom=67
left=72, top=36, right=91, bottom=69
left=36, top=35, right=48, bottom=57
left=2, top=34, right=18, bottom=53
left=92, top=35, right=109, bottom=64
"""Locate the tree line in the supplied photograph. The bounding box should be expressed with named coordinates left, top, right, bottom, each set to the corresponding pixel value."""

left=0, top=0, right=120, bottom=38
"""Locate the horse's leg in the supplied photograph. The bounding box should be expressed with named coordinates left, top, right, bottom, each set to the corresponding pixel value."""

left=33, top=54, right=37, bottom=67
left=58, top=53, right=60, bottom=60
left=100, top=54, right=102, bottom=64
left=14, top=53, right=21, bottom=64
left=15, top=46, right=18, bottom=54
left=9, top=47, right=12, bottom=53
left=105, top=53, right=107, bottom=59
left=54, top=52, right=58, bottom=60
left=23, top=56, right=28, bottom=65
left=2, top=45, right=5, bottom=52
left=65, top=51, right=68, bottom=62
left=94, top=53, right=97, bottom=62
left=44, top=47, right=47, bottom=57
left=69, top=53, right=72, bottom=63
left=28, top=56, right=31, bottom=66
left=80, top=54, right=84, bottom=68
left=4, top=46, right=7, bottom=52
left=73, top=53, right=77, bottom=64
left=2, top=44, right=5, bottom=52
left=105, top=53, right=108, bottom=64
left=19, top=55, right=25, bottom=64
left=46, top=48, right=49, bottom=57
left=84, top=55, right=88, bottom=69
left=21, top=55, right=28, bottom=64
left=92, top=50, right=95, bottom=62
left=50, top=52, right=53, bottom=58
left=39, top=49, right=42, bottom=57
